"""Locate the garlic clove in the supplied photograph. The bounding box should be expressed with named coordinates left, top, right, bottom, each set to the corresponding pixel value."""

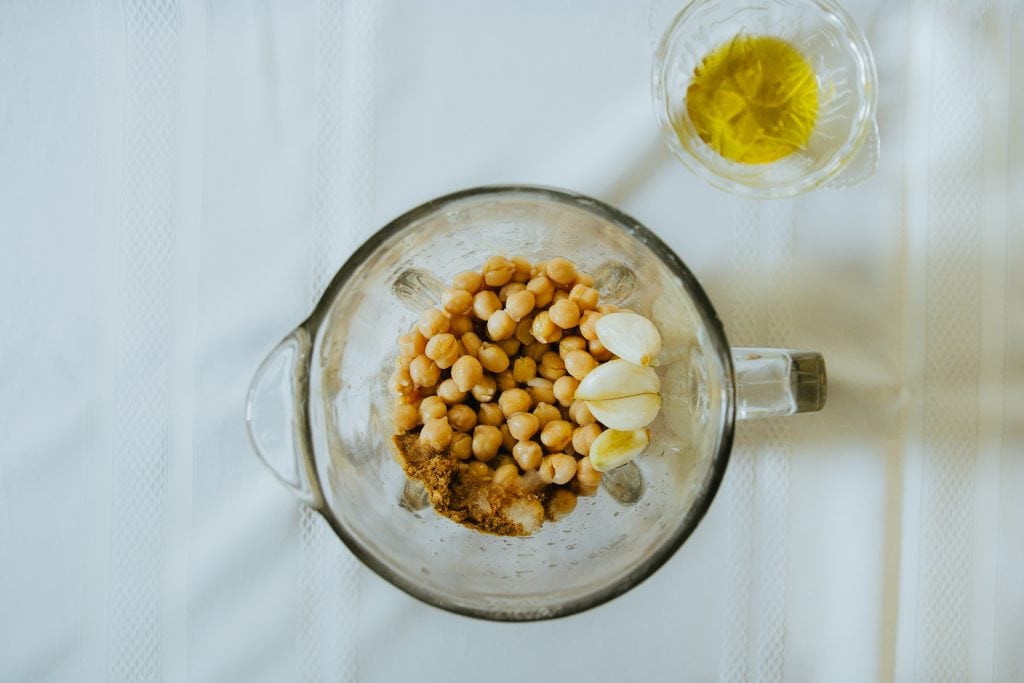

left=585, top=393, right=662, bottom=431
left=588, top=428, right=650, bottom=472
left=573, top=359, right=661, bottom=401
left=594, top=312, right=662, bottom=367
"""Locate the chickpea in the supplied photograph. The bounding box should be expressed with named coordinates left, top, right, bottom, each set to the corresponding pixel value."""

left=398, top=331, right=427, bottom=358
left=546, top=257, right=577, bottom=286
left=417, top=308, right=450, bottom=338
left=498, top=388, right=532, bottom=417
left=389, top=365, right=414, bottom=396
left=512, top=440, right=543, bottom=470
left=538, top=351, right=567, bottom=381
left=478, top=343, right=510, bottom=373
left=393, top=403, right=420, bottom=433
left=451, top=354, right=483, bottom=392
left=425, top=333, right=459, bottom=369
left=546, top=488, right=577, bottom=522
left=448, top=314, right=473, bottom=336
left=533, top=402, right=561, bottom=428
left=478, top=402, right=505, bottom=427
left=572, top=423, right=603, bottom=456
left=472, top=290, right=502, bottom=320
left=482, top=255, right=516, bottom=287
left=548, top=299, right=581, bottom=329
left=512, top=356, right=537, bottom=383
left=450, top=432, right=473, bottom=460
left=568, top=399, right=596, bottom=426
left=507, top=412, right=540, bottom=441
left=568, top=283, right=599, bottom=311
left=553, top=375, right=579, bottom=407
left=525, top=341, right=549, bottom=362
left=575, top=271, right=596, bottom=288
left=418, top=383, right=437, bottom=397
left=558, top=335, right=587, bottom=358
left=410, top=355, right=441, bottom=387
left=597, top=304, right=620, bottom=314
left=539, top=453, right=577, bottom=485
left=495, top=370, right=517, bottom=392
left=419, top=395, right=447, bottom=422
left=531, top=311, right=562, bottom=344
left=576, top=456, right=602, bottom=487
left=460, top=332, right=482, bottom=358
left=498, top=282, right=526, bottom=303
left=441, top=288, right=473, bottom=316
left=486, top=310, right=516, bottom=341
left=526, top=276, right=555, bottom=308
left=540, top=420, right=574, bottom=452
left=466, top=460, right=492, bottom=479
left=564, top=349, right=598, bottom=380
left=504, top=289, right=536, bottom=322
left=526, top=377, right=556, bottom=405
left=419, top=417, right=453, bottom=450
left=589, top=337, right=614, bottom=362
left=497, top=338, right=521, bottom=357
left=578, top=310, right=602, bottom=340
left=452, top=270, right=483, bottom=294
left=574, top=481, right=600, bottom=497
left=510, top=256, right=532, bottom=283
left=472, top=425, right=502, bottom=462
left=499, top=424, right=517, bottom=452
left=447, top=404, right=478, bottom=432
left=493, top=462, right=519, bottom=486
left=531, top=260, right=547, bottom=278
left=471, top=374, right=497, bottom=403
left=436, top=378, right=467, bottom=405
left=515, top=317, right=535, bottom=345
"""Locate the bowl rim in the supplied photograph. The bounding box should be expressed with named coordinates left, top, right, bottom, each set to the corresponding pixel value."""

left=299, top=184, right=737, bottom=621
left=651, top=0, right=879, bottom=198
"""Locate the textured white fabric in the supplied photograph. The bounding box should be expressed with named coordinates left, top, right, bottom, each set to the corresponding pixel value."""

left=1, top=1, right=1021, bottom=681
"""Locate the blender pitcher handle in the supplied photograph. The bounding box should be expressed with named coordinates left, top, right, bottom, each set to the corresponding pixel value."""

left=731, top=348, right=827, bottom=420
left=245, top=328, right=321, bottom=506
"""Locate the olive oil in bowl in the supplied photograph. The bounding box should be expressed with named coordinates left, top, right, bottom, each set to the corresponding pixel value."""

left=685, top=35, right=819, bottom=165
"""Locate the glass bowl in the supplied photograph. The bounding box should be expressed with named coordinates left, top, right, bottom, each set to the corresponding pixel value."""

left=248, top=186, right=734, bottom=620
left=247, top=186, right=825, bottom=620
left=652, top=0, right=878, bottom=198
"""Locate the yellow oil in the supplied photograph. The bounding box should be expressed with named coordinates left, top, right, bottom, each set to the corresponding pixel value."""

left=685, top=35, right=819, bottom=165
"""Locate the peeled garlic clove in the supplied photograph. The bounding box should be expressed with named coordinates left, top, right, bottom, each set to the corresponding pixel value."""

left=573, top=359, right=661, bottom=401
left=594, top=312, right=662, bottom=366
left=585, top=393, right=662, bottom=431
left=589, top=428, right=650, bottom=472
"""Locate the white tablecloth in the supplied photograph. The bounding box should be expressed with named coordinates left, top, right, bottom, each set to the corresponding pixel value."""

left=2, top=1, right=1021, bottom=681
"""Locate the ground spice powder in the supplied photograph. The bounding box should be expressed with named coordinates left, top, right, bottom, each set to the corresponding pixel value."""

left=394, top=434, right=554, bottom=537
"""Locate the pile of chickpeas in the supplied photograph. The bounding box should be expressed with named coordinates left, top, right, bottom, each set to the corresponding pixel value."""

left=390, top=255, right=617, bottom=498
